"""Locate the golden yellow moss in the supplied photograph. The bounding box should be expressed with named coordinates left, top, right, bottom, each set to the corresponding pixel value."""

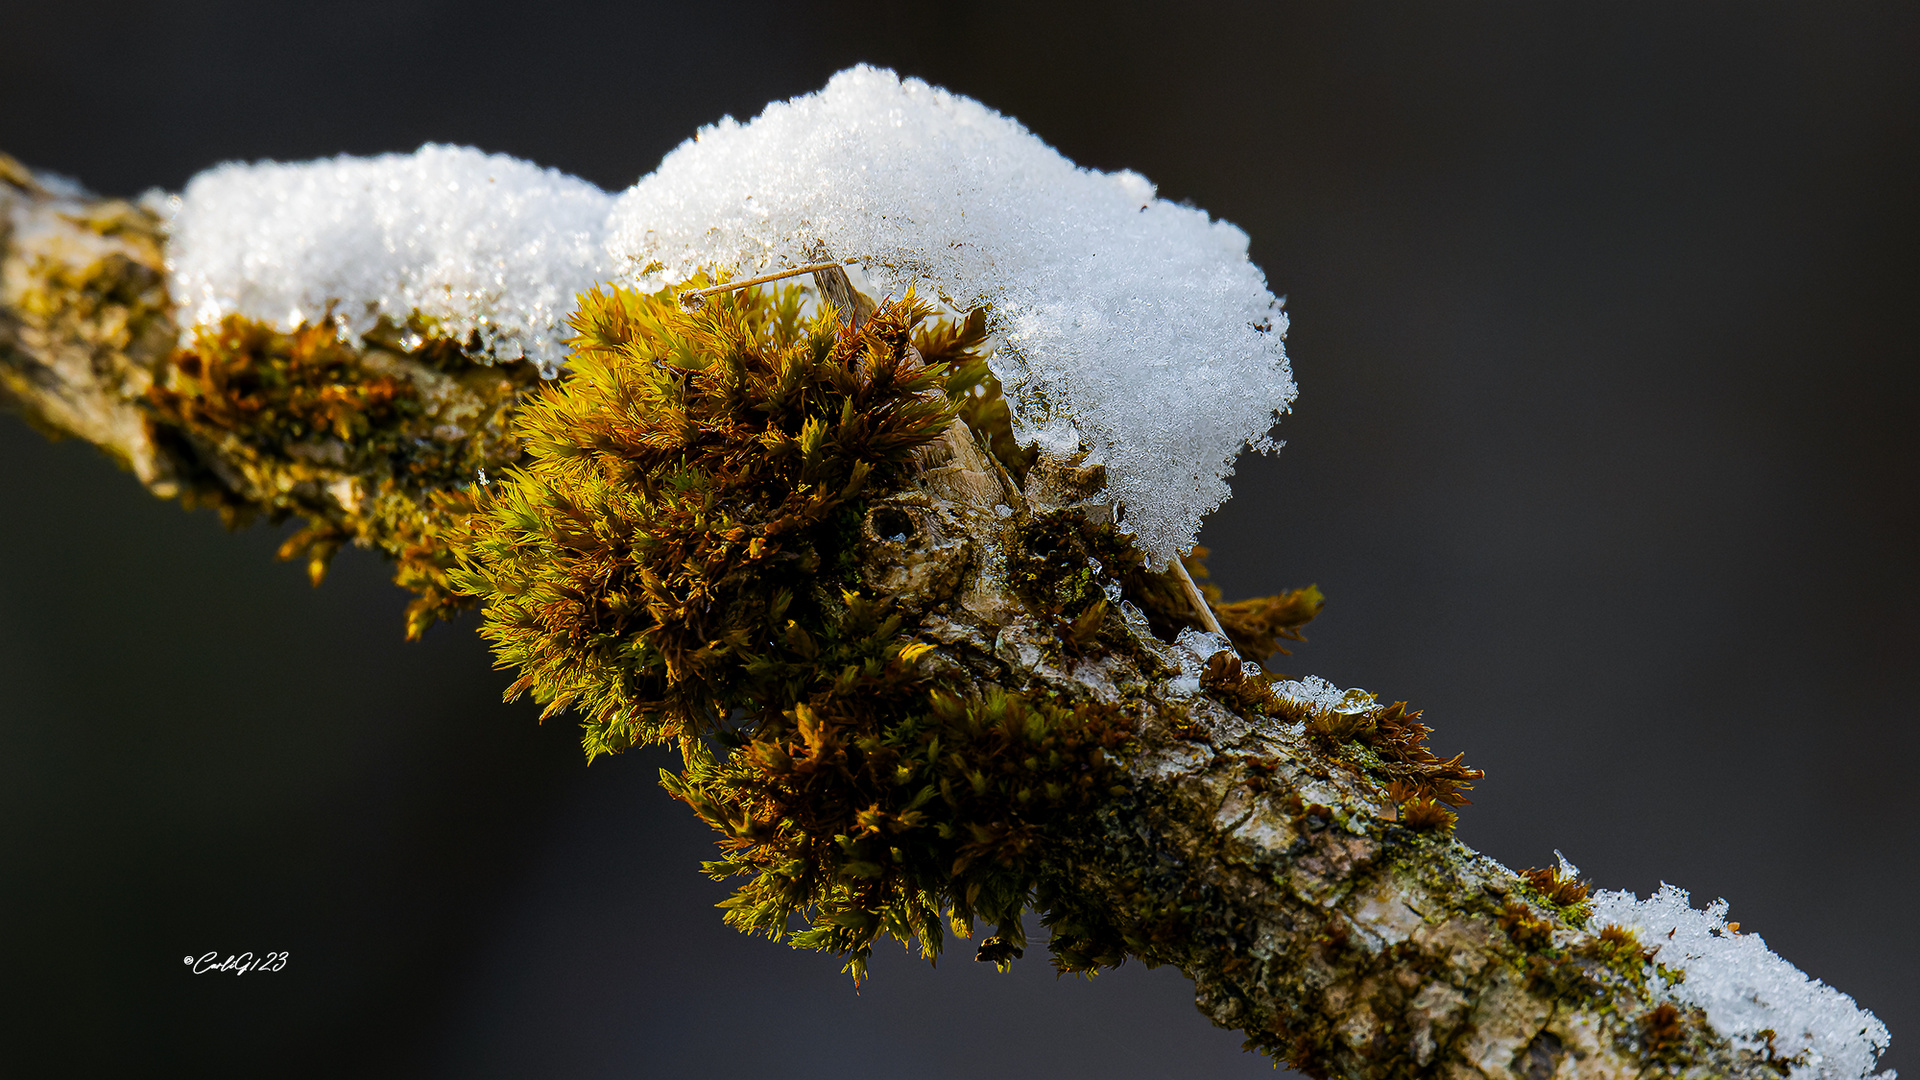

left=143, top=313, right=538, bottom=636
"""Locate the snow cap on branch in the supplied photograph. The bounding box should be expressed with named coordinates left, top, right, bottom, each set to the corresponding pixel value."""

left=167, top=144, right=614, bottom=376
left=1591, top=884, right=1895, bottom=1080
left=605, top=66, right=1297, bottom=561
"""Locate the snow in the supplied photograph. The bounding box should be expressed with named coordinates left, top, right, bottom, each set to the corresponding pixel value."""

left=167, top=144, right=614, bottom=376
left=1590, top=883, right=1893, bottom=1080
left=604, top=66, right=1297, bottom=561
left=162, top=69, right=1296, bottom=557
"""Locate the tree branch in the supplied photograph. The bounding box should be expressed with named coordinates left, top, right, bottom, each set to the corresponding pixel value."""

left=0, top=157, right=1862, bottom=1080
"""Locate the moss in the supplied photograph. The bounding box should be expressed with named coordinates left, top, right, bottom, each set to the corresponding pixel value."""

left=449, top=277, right=1155, bottom=979
left=1009, top=507, right=1145, bottom=619
left=674, top=675, right=1137, bottom=979
left=16, top=247, right=172, bottom=373
left=1395, top=790, right=1459, bottom=833
left=1182, top=544, right=1325, bottom=659
left=1497, top=899, right=1555, bottom=951
left=143, top=312, right=538, bottom=637
left=0, top=198, right=177, bottom=476
left=1584, top=923, right=1654, bottom=991
left=1266, top=690, right=1485, bottom=811
left=1520, top=862, right=1594, bottom=922
left=1641, top=1001, right=1689, bottom=1063
left=921, top=307, right=1036, bottom=483
left=450, top=279, right=959, bottom=750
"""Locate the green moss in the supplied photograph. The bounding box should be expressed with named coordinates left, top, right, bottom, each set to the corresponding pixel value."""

left=1497, top=899, right=1555, bottom=951
left=1182, top=544, right=1325, bottom=659
left=449, top=277, right=1151, bottom=979
left=1585, top=924, right=1654, bottom=992
left=922, top=307, right=1037, bottom=484
left=1009, top=507, right=1145, bottom=618
left=450, top=279, right=959, bottom=751
left=1, top=199, right=176, bottom=473
left=144, top=312, right=538, bottom=636
left=1267, top=692, right=1485, bottom=810
left=1520, top=863, right=1594, bottom=923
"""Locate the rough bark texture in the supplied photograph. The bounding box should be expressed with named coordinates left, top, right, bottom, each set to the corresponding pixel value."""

left=0, top=155, right=182, bottom=493
left=1, top=160, right=1787, bottom=1080
left=865, top=420, right=1781, bottom=1079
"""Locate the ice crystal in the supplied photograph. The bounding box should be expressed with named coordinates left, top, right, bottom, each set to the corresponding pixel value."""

left=1273, top=675, right=1378, bottom=716
left=604, top=65, right=1296, bottom=560
left=1168, top=627, right=1238, bottom=695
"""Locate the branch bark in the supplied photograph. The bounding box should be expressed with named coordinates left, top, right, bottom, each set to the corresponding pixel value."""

left=0, top=158, right=1809, bottom=1080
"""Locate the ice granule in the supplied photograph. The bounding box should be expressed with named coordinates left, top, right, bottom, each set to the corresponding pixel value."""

left=1166, top=627, right=1238, bottom=695
left=167, top=144, right=614, bottom=376
left=1273, top=675, right=1379, bottom=716
left=1590, top=884, right=1893, bottom=1079
left=605, top=66, right=1296, bottom=560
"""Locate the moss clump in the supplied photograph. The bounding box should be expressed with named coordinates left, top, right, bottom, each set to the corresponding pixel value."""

left=1010, top=507, right=1147, bottom=618
left=452, top=278, right=1142, bottom=978
left=1274, top=693, right=1484, bottom=809
left=451, top=280, right=959, bottom=755
left=1521, top=862, right=1593, bottom=923
left=1007, top=507, right=1156, bottom=657
left=670, top=663, right=1134, bottom=979
left=144, top=313, right=537, bottom=637
left=1108, top=543, right=1324, bottom=661
left=926, top=307, right=1037, bottom=483
left=1583, top=923, right=1654, bottom=990
left=1498, top=899, right=1555, bottom=951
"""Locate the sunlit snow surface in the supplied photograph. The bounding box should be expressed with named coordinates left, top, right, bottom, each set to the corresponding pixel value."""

left=1591, top=885, right=1893, bottom=1079
left=167, top=144, right=613, bottom=376
left=605, top=66, right=1297, bottom=561
left=165, top=68, right=1294, bottom=558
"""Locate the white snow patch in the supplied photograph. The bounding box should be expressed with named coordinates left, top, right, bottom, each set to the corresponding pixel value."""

left=1590, top=884, right=1893, bottom=1080
left=167, top=144, right=614, bottom=376
left=604, top=65, right=1296, bottom=560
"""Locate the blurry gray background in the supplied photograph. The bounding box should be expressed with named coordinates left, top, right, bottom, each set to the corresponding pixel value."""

left=0, top=2, right=1914, bottom=1077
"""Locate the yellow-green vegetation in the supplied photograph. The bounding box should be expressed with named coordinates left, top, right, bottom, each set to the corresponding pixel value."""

left=449, top=280, right=959, bottom=754
left=10, top=203, right=174, bottom=413
left=136, top=269, right=1493, bottom=1013
left=1267, top=686, right=1485, bottom=816
left=144, top=314, right=539, bottom=637
left=1182, top=544, right=1325, bottom=658
left=0, top=170, right=179, bottom=489
left=1521, top=861, right=1594, bottom=922
left=450, top=280, right=1149, bottom=977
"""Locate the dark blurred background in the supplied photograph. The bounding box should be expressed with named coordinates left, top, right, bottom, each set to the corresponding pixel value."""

left=1, top=2, right=1914, bottom=1077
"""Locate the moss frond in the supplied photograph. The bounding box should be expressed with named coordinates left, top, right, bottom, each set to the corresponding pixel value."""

left=1279, top=694, right=1486, bottom=809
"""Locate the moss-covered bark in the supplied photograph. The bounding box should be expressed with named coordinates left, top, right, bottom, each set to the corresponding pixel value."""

left=0, top=157, right=540, bottom=636
left=836, top=414, right=1782, bottom=1079
left=0, top=158, right=1791, bottom=1079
